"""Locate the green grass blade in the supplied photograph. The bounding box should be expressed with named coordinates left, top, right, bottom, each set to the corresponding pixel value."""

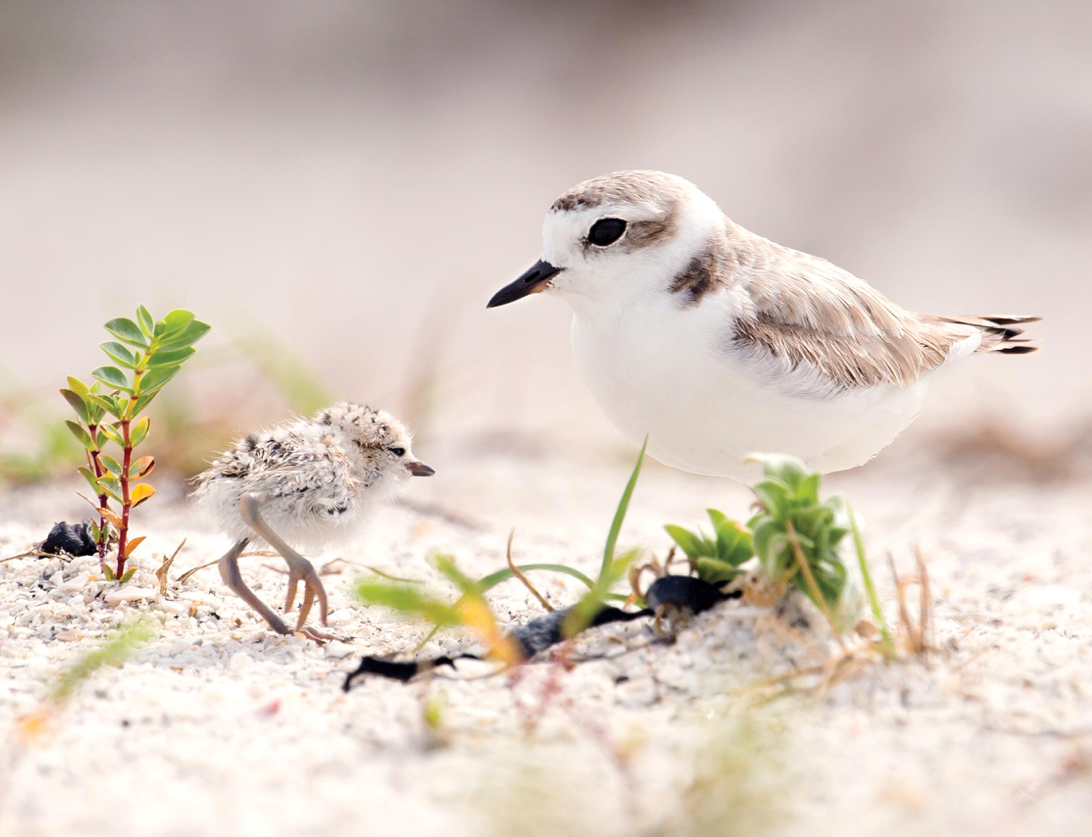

left=477, top=563, right=596, bottom=592
left=434, top=554, right=482, bottom=596
left=848, top=502, right=895, bottom=659
left=353, top=581, right=463, bottom=627
left=565, top=549, right=640, bottom=637
left=50, top=619, right=155, bottom=704
left=600, top=436, right=647, bottom=581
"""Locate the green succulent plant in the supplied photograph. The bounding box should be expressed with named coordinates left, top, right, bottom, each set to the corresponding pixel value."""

left=666, top=509, right=754, bottom=585
left=745, top=454, right=853, bottom=617
left=666, top=454, right=874, bottom=635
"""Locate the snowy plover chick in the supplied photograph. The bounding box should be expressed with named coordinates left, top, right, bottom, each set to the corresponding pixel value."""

left=488, top=170, right=1038, bottom=479
left=192, top=403, right=434, bottom=639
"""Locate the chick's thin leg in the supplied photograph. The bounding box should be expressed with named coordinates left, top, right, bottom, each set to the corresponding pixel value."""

left=217, top=537, right=290, bottom=635
left=239, top=493, right=331, bottom=636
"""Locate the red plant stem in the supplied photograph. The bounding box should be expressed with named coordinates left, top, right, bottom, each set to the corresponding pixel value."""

left=86, top=425, right=109, bottom=567
left=115, top=418, right=133, bottom=579
left=114, top=368, right=144, bottom=579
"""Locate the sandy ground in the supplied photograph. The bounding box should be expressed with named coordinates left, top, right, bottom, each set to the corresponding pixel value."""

left=1, top=4, right=1089, bottom=834
left=0, top=443, right=1090, bottom=837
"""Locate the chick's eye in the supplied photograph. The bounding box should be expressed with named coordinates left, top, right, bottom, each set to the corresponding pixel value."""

left=588, top=218, right=626, bottom=247
left=390, top=447, right=406, bottom=457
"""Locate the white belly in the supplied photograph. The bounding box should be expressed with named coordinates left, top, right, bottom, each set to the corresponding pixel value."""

left=569, top=296, right=931, bottom=481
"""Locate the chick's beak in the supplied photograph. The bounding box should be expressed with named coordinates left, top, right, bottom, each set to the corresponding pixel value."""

left=487, top=260, right=562, bottom=308
left=406, top=460, right=435, bottom=477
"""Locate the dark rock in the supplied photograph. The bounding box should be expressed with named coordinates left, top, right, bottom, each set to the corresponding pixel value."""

left=645, top=575, right=737, bottom=615
left=40, top=521, right=96, bottom=557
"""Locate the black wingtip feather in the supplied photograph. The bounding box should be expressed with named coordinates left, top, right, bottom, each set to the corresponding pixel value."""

left=981, top=315, right=1042, bottom=325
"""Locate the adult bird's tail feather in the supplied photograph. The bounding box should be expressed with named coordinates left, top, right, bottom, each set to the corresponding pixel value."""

left=939, top=315, right=1041, bottom=355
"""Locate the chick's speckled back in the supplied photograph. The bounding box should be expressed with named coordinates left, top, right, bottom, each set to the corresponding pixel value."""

left=192, top=403, right=413, bottom=548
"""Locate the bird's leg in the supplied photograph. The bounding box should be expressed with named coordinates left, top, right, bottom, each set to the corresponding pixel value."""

left=239, top=493, right=334, bottom=640
left=217, top=537, right=290, bottom=635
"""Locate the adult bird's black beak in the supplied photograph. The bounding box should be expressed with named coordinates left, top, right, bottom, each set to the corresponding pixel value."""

left=487, top=260, right=562, bottom=308
left=406, top=460, right=435, bottom=477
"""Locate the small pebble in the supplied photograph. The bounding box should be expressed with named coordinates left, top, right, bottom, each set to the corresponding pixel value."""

left=105, top=586, right=157, bottom=606
left=323, top=642, right=356, bottom=659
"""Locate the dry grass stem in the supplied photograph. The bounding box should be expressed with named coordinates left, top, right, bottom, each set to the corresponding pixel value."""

left=887, top=551, right=934, bottom=660
left=784, top=519, right=846, bottom=650
left=506, top=529, right=554, bottom=612
left=178, top=549, right=280, bottom=583
left=915, top=546, right=933, bottom=662
left=1, top=549, right=57, bottom=563
left=177, top=559, right=216, bottom=583
left=888, top=553, right=915, bottom=652
left=154, top=538, right=186, bottom=596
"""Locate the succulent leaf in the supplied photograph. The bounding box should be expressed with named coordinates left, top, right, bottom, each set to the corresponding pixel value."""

left=104, top=317, right=148, bottom=348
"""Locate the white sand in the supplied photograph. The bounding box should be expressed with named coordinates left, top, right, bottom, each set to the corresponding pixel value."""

left=1, top=445, right=1090, bottom=836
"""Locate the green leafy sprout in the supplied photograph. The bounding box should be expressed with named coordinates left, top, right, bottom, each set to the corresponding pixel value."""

left=60, top=307, right=210, bottom=581
left=665, top=510, right=754, bottom=586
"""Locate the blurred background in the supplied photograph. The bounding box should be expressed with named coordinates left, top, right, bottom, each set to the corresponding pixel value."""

left=1, top=0, right=1090, bottom=486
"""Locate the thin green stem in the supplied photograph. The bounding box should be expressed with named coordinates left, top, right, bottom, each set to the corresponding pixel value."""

left=411, top=625, right=440, bottom=655
left=848, top=503, right=895, bottom=659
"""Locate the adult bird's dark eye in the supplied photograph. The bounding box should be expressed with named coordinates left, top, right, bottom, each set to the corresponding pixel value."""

left=390, top=447, right=405, bottom=457
left=588, top=218, right=627, bottom=247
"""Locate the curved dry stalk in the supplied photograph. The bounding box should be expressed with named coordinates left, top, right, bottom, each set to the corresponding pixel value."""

left=506, top=529, right=554, bottom=612
left=178, top=558, right=218, bottom=583
left=784, top=519, right=846, bottom=650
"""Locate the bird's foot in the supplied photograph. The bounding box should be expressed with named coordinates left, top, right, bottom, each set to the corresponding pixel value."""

left=283, top=558, right=331, bottom=636
left=292, top=625, right=349, bottom=644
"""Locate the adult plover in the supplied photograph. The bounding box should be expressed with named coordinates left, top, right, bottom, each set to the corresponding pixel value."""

left=192, top=403, right=434, bottom=639
left=488, top=170, right=1037, bottom=479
